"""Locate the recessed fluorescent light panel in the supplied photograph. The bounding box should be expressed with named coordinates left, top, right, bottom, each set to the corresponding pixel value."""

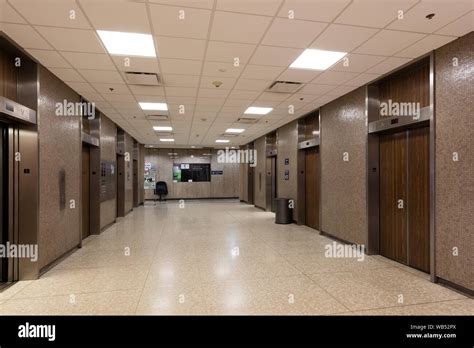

left=139, top=102, right=168, bottom=111
left=97, top=30, right=156, bottom=57
left=244, top=107, right=273, bottom=115
left=290, top=49, right=347, bottom=70
left=225, top=128, right=245, bottom=133
left=160, top=138, right=174, bottom=142
left=215, top=139, right=230, bottom=143
left=153, top=126, right=172, bottom=131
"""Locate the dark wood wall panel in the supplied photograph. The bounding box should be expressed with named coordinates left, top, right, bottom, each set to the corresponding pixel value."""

left=379, top=131, right=407, bottom=264
left=304, top=112, right=319, bottom=140
left=305, top=147, right=320, bottom=230
left=408, top=126, right=430, bottom=272
left=0, top=50, right=18, bottom=101
left=378, top=59, right=430, bottom=116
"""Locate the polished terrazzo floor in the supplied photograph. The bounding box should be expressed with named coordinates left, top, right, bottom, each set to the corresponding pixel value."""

left=0, top=200, right=472, bottom=315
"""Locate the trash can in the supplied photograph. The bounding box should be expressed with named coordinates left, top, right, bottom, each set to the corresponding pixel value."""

left=275, top=198, right=292, bottom=224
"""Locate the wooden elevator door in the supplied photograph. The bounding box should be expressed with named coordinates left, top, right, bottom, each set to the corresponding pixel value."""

left=81, top=146, right=90, bottom=239
left=379, top=127, right=430, bottom=272
left=305, top=147, right=320, bottom=230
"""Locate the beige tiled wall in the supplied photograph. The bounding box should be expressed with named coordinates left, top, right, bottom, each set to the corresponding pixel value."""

left=320, top=87, right=368, bottom=246
left=435, top=32, right=474, bottom=291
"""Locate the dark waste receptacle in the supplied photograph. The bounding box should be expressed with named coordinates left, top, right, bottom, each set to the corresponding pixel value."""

left=275, top=198, right=292, bottom=224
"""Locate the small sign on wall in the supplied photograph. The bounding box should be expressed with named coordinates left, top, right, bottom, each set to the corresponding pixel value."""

left=211, top=170, right=223, bottom=175
left=284, top=169, right=289, bottom=180
left=285, top=158, right=289, bottom=165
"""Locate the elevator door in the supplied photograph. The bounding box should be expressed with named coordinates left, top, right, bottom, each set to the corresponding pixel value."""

left=133, top=159, right=138, bottom=207
left=305, top=147, right=320, bottom=230
left=248, top=165, right=254, bottom=204
left=116, top=154, right=125, bottom=217
left=271, top=157, right=277, bottom=212
left=81, top=146, right=90, bottom=239
left=379, top=126, right=429, bottom=272
left=0, top=124, right=7, bottom=282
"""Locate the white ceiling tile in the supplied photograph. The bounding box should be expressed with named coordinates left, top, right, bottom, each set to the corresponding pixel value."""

left=65, top=81, right=96, bottom=93
left=129, top=85, right=165, bottom=96
left=198, top=88, right=230, bottom=98
left=36, top=27, right=104, bottom=53
left=330, top=53, right=386, bottom=73
left=167, top=96, right=196, bottom=104
left=335, top=0, right=418, bottom=28
left=79, top=0, right=150, bottom=33
left=311, top=70, right=359, bottom=85
left=94, top=83, right=128, bottom=94
left=202, top=61, right=244, bottom=78
left=79, top=69, right=124, bottom=84
left=26, top=49, right=70, bottom=68
left=49, top=68, right=85, bottom=82
left=241, top=64, right=285, bottom=80
left=234, top=78, right=272, bottom=91
left=156, top=36, right=206, bottom=60
left=216, top=0, right=282, bottom=16
left=200, top=76, right=237, bottom=90
left=196, top=98, right=226, bottom=106
left=111, top=56, right=159, bottom=73
left=1, top=23, right=52, bottom=49
left=103, top=93, right=135, bottom=102
left=387, top=0, right=473, bottom=34
left=364, top=56, right=412, bottom=75
left=228, top=89, right=261, bottom=99
left=160, top=58, right=202, bottom=75
left=149, top=0, right=214, bottom=10
left=61, top=52, right=115, bottom=70
left=257, top=92, right=290, bottom=102
left=210, top=12, right=272, bottom=44
left=354, top=30, right=425, bottom=56
left=277, top=68, right=322, bottom=83
left=299, top=83, right=337, bottom=95
left=262, top=18, right=327, bottom=48
left=205, top=41, right=256, bottom=64
left=162, top=74, right=200, bottom=87
left=250, top=46, right=303, bottom=67
left=149, top=4, right=211, bottom=39
left=278, top=0, right=351, bottom=22
left=344, top=73, right=380, bottom=87
left=436, top=11, right=474, bottom=36
left=9, top=0, right=90, bottom=28
left=394, top=34, right=456, bottom=58
left=310, top=24, right=378, bottom=52
left=165, top=86, right=198, bottom=97
left=0, top=0, right=26, bottom=23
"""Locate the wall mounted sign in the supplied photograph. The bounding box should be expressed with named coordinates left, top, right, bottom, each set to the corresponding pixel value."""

left=284, top=169, right=289, bottom=180
left=285, top=158, right=289, bottom=165
left=211, top=170, right=223, bottom=175
left=144, top=161, right=156, bottom=190
left=100, top=161, right=116, bottom=202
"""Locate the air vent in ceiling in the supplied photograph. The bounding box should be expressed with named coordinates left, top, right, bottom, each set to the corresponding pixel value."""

left=237, top=116, right=258, bottom=124
left=124, top=71, right=161, bottom=86
left=146, top=114, right=168, bottom=121
left=267, top=80, right=303, bottom=93
left=222, top=133, right=239, bottom=137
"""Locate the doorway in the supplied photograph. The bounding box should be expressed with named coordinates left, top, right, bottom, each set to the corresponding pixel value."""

left=379, top=126, right=430, bottom=272
left=116, top=154, right=125, bottom=217
left=0, top=124, right=7, bottom=283
left=248, top=164, right=254, bottom=204
left=265, top=156, right=277, bottom=212
left=305, top=147, right=320, bottom=230
left=81, top=145, right=90, bottom=239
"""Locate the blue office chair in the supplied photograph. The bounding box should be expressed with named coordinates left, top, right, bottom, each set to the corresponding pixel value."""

left=154, top=181, right=168, bottom=202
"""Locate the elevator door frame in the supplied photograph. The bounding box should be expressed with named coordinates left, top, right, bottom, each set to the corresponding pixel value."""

left=116, top=154, right=125, bottom=217
left=265, top=155, right=277, bottom=212
left=81, top=145, right=91, bottom=239
left=304, top=146, right=320, bottom=230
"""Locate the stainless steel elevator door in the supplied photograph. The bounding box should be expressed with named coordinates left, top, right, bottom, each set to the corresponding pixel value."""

left=0, top=124, right=7, bottom=283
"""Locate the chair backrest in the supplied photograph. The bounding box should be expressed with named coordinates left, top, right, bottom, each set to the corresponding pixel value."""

left=155, top=181, right=168, bottom=195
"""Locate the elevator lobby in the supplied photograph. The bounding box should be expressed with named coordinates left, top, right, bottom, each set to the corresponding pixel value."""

left=0, top=0, right=473, bottom=322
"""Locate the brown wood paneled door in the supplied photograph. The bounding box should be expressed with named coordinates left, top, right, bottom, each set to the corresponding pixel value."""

left=305, top=147, right=320, bottom=230
left=379, top=131, right=407, bottom=264
left=407, top=127, right=430, bottom=272
left=81, top=146, right=90, bottom=239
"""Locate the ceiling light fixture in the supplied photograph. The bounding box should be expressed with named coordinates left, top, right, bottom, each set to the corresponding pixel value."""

left=153, top=126, right=173, bottom=131
left=97, top=30, right=156, bottom=57
left=160, top=138, right=174, bottom=142
left=290, top=49, right=347, bottom=70
left=225, top=128, right=245, bottom=133
left=244, top=107, right=273, bottom=115
left=215, top=139, right=230, bottom=143
left=139, top=102, right=168, bottom=111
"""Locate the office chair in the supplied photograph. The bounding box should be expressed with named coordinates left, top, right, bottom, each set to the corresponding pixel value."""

left=154, top=181, right=168, bottom=203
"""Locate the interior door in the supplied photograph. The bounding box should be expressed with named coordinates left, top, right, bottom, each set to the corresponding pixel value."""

left=407, top=127, right=430, bottom=272
left=379, top=131, right=407, bottom=264
left=248, top=164, right=254, bottom=204
left=305, top=147, right=320, bottom=230
left=0, top=124, right=7, bottom=282
left=81, top=146, right=90, bottom=239
left=271, top=156, right=277, bottom=212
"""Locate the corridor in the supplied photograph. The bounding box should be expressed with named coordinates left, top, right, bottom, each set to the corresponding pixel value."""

left=0, top=200, right=470, bottom=315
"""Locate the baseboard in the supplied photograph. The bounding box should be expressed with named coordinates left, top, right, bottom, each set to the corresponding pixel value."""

left=39, top=245, right=80, bottom=278
left=437, top=277, right=474, bottom=298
